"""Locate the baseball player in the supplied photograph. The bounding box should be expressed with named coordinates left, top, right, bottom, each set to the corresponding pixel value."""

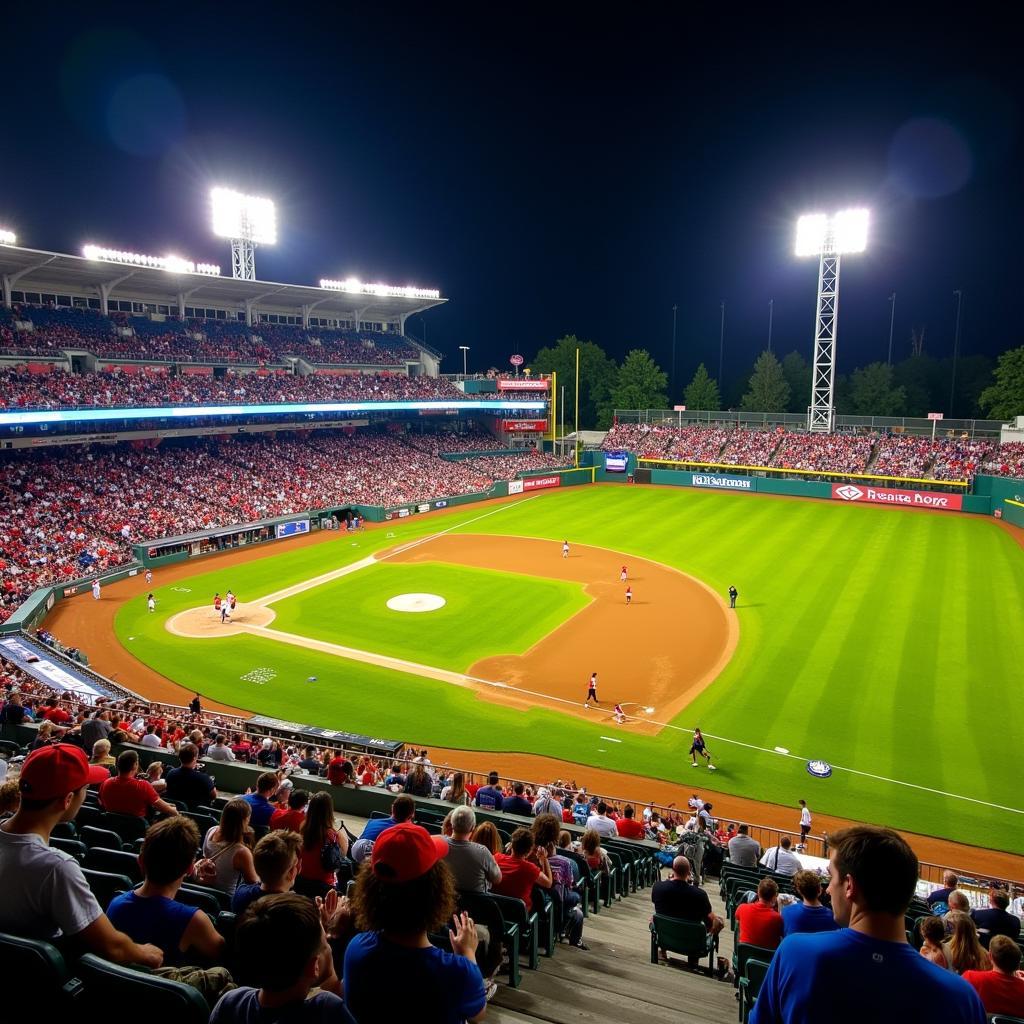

left=613, top=702, right=626, bottom=724
left=690, top=727, right=715, bottom=769
left=620, top=565, right=628, bottom=582
left=147, top=593, right=156, bottom=613
left=144, top=569, right=153, bottom=585
left=798, top=800, right=812, bottom=850
left=562, top=540, right=570, bottom=559
left=230, top=594, right=237, bottom=613
left=585, top=672, right=599, bottom=707
left=91, top=579, right=101, bottom=601
left=221, top=603, right=230, bottom=624
left=728, top=585, right=738, bottom=609
left=625, top=585, right=632, bottom=605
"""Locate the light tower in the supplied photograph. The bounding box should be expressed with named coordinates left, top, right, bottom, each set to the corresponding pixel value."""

left=210, top=187, right=277, bottom=280
left=795, top=208, right=869, bottom=432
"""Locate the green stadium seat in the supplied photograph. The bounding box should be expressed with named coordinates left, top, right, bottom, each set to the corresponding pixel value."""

left=99, top=811, right=148, bottom=842
left=739, top=956, right=771, bottom=1022
left=174, top=885, right=222, bottom=917
left=488, top=892, right=539, bottom=970
left=457, top=890, right=521, bottom=988
left=650, top=914, right=717, bottom=973
left=180, top=883, right=232, bottom=913
left=81, top=868, right=136, bottom=910
left=733, top=942, right=777, bottom=988
left=76, top=953, right=208, bottom=1023
left=0, top=931, right=83, bottom=1007
left=84, top=847, right=143, bottom=883
left=51, top=837, right=88, bottom=863
left=80, top=825, right=127, bottom=851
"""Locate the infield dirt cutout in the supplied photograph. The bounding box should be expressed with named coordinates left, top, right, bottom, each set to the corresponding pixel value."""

left=163, top=532, right=736, bottom=731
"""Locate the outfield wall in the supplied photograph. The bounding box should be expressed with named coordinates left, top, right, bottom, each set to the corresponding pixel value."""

left=1003, top=498, right=1024, bottom=529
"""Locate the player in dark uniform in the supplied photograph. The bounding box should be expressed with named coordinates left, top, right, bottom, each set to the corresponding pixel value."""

left=690, top=727, right=715, bottom=769
left=585, top=672, right=599, bottom=708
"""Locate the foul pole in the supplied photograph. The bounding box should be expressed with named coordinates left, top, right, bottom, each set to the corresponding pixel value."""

left=574, top=347, right=580, bottom=468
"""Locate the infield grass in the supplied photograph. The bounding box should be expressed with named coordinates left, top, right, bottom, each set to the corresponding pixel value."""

left=115, top=487, right=1024, bottom=853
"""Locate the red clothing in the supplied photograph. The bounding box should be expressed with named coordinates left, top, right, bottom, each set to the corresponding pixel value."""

left=735, top=900, right=784, bottom=949
left=98, top=775, right=159, bottom=818
left=962, top=970, right=1024, bottom=1016
left=360, top=770, right=375, bottom=786
left=270, top=808, right=306, bottom=832
left=298, top=828, right=340, bottom=885
left=493, top=854, right=541, bottom=910
left=562, top=808, right=575, bottom=824
left=42, top=706, right=70, bottom=724
left=327, top=757, right=351, bottom=785
left=616, top=818, right=646, bottom=839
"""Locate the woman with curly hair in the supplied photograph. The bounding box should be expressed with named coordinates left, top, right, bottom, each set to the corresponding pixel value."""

left=471, top=820, right=502, bottom=856
left=344, top=823, right=491, bottom=1020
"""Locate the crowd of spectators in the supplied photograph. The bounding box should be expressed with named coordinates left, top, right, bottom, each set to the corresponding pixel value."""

left=717, top=429, right=782, bottom=467
left=770, top=431, right=874, bottom=474
left=466, top=451, right=571, bottom=477
left=0, top=365, right=472, bottom=411
left=982, top=441, right=1024, bottom=479
left=661, top=427, right=730, bottom=462
left=0, top=304, right=422, bottom=365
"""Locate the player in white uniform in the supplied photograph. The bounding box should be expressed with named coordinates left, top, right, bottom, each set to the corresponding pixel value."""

left=91, top=579, right=101, bottom=601
left=798, top=800, right=812, bottom=850
left=147, top=593, right=156, bottom=613
left=562, top=540, right=570, bottom=559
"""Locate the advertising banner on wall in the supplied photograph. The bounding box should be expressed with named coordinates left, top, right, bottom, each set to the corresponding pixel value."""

left=498, top=378, right=550, bottom=391
left=604, top=452, right=629, bottom=473
left=275, top=519, right=310, bottom=539
left=508, top=479, right=525, bottom=495
left=501, top=419, right=548, bottom=432
left=523, top=475, right=561, bottom=491
left=692, top=473, right=753, bottom=491
left=831, top=483, right=963, bottom=511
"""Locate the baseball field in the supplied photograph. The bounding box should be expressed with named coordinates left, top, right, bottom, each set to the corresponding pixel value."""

left=111, top=485, right=1024, bottom=854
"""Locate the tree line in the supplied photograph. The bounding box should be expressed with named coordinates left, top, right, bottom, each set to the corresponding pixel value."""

left=528, top=335, right=1024, bottom=430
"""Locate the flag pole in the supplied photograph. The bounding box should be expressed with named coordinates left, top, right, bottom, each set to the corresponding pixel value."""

left=574, top=347, right=580, bottom=468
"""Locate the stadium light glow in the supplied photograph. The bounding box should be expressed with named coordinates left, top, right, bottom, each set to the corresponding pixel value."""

left=794, top=208, right=869, bottom=256
left=82, top=245, right=220, bottom=276
left=0, top=228, right=16, bottom=245
left=210, top=188, right=277, bottom=245
left=319, top=277, right=441, bottom=300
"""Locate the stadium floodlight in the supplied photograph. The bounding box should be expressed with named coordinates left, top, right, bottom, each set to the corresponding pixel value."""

left=210, top=187, right=277, bottom=280
left=82, top=245, right=220, bottom=276
left=319, top=277, right=441, bottom=300
left=795, top=208, right=871, bottom=432
left=0, top=228, right=16, bottom=245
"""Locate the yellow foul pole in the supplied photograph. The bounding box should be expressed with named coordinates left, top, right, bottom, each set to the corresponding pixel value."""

left=574, top=347, right=580, bottom=468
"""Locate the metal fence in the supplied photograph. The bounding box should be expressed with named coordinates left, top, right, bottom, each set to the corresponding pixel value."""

left=615, top=408, right=1005, bottom=438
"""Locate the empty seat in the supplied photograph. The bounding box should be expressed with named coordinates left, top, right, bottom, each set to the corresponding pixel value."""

left=84, top=847, right=143, bottom=883
left=76, top=953, right=208, bottom=1024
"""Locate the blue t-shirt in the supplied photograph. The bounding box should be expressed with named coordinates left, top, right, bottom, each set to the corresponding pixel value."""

left=359, top=817, right=401, bottom=842
left=231, top=882, right=266, bottom=916
left=474, top=786, right=503, bottom=811
left=750, top=929, right=986, bottom=1024
left=211, top=986, right=355, bottom=1023
left=106, top=889, right=198, bottom=967
left=343, top=932, right=486, bottom=1024
left=781, top=902, right=838, bottom=935
left=243, top=794, right=275, bottom=829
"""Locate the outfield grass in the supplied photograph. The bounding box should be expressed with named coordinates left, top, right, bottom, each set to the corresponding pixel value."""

left=115, top=488, right=1024, bottom=853
left=269, top=561, right=590, bottom=670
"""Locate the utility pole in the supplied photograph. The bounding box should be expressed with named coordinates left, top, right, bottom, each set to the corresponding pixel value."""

left=949, top=289, right=963, bottom=415
left=887, top=292, right=896, bottom=365
left=671, top=304, right=678, bottom=400
left=767, top=298, right=774, bottom=353
left=718, top=301, right=726, bottom=387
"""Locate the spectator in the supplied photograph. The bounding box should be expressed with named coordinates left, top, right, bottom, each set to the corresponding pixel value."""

left=585, top=801, right=619, bottom=838
left=141, top=759, right=167, bottom=794
left=440, top=770, right=471, bottom=806
left=0, top=778, right=21, bottom=818
left=359, top=794, right=415, bottom=842
left=344, top=823, right=489, bottom=1020
left=202, top=798, right=259, bottom=897
left=946, top=912, right=992, bottom=974
left=579, top=829, right=612, bottom=877
left=961, top=935, right=1024, bottom=1017
left=164, top=743, right=217, bottom=808
left=471, top=820, right=502, bottom=856
left=782, top=869, right=838, bottom=935
left=403, top=762, right=433, bottom=798
left=650, top=854, right=724, bottom=966
left=473, top=770, right=504, bottom=811
left=0, top=744, right=163, bottom=965
left=326, top=750, right=352, bottom=786
left=80, top=711, right=112, bottom=752
left=615, top=805, right=646, bottom=839
left=919, top=915, right=952, bottom=969
left=534, top=813, right=587, bottom=949
left=502, top=782, right=533, bottom=816
left=140, top=724, right=163, bottom=749
left=927, top=869, right=959, bottom=910
left=493, top=827, right=553, bottom=913
left=945, top=891, right=973, bottom=933
left=242, top=771, right=279, bottom=829
left=231, top=829, right=303, bottom=916
left=91, top=738, right=116, bottom=767
left=211, top=893, right=350, bottom=1023
left=736, top=877, right=785, bottom=950
left=444, top=806, right=501, bottom=893
left=759, top=835, right=801, bottom=875
left=728, top=823, right=761, bottom=868
left=107, top=816, right=226, bottom=967
left=750, top=825, right=985, bottom=1024
left=270, top=788, right=309, bottom=832
left=971, top=887, right=1022, bottom=948
left=206, top=735, right=235, bottom=762
left=298, top=791, right=348, bottom=892
left=99, top=749, right=178, bottom=819
left=297, top=746, right=322, bottom=775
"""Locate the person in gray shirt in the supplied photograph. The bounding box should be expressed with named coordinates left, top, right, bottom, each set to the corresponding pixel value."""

left=727, top=824, right=761, bottom=868
left=444, top=806, right=501, bottom=892
left=80, top=712, right=112, bottom=753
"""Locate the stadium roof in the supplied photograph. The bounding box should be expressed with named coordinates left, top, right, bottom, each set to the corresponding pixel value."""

left=0, top=243, right=446, bottom=322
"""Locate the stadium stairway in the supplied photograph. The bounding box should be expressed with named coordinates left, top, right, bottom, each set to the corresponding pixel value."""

left=487, top=879, right=737, bottom=1024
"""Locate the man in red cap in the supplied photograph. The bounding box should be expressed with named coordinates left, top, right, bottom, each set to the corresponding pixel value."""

left=343, top=823, right=489, bottom=1022
left=0, top=743, right=163, bottom=966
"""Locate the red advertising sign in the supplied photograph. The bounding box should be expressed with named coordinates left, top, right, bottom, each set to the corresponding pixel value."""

left=523, top=474, right=561, bottom=491
left=498, top=378, right=550, bottom=391
left=501, top=419, right=548, bottom=432
left=831, top=483, right=963, bottom=512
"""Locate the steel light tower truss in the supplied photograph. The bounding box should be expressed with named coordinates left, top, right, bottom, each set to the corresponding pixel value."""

left=230, top=237, right=257, bottom=281
left=211, top=188, right=276, bottom=282
left=796, top=209, right=869, bottom=433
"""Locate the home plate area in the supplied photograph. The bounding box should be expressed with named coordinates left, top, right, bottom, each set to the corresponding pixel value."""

left=385, top=592, right=446, bottom=613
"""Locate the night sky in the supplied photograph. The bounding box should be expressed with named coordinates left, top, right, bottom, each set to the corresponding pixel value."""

left=2, top=8, right=1019, bottom=395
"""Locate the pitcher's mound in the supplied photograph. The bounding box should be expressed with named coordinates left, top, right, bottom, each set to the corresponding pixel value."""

left=166, top=603, right=276, bottom=638
left=386, top=593, right=446, bottom=613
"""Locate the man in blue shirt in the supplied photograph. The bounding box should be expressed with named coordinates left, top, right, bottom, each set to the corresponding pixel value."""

left=241, top=772, right=278, bottom=829
left=752, top=825, right=986, bottom=1024
left=781, top=869, right=838, bottom=935
left=474, top=771, right=504, bottom=811
left=358, top=795, right=415, bottom=843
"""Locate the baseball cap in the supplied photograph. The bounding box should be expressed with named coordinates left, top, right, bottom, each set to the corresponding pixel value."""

left=371, top=823, right=448, bottom=883
left=18, top=743, right=109, bottom=800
